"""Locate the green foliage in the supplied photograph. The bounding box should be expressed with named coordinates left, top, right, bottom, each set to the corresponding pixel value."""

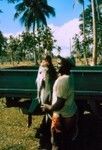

left=6, top=36, right=20, bottom=65
left=0, top=27, right=59, bottom=64
left=36, top=27, right=56, bottom=57
left=0, top=31, right=8, bottom=63
left=7, top=0, right=20, bottom=3
left=72, top=0, right=102, bottom=64
left=14, top=0, right=56, bottom=32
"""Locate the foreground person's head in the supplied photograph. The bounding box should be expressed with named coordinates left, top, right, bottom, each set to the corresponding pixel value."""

left=57, top=56, right=75, bottom=75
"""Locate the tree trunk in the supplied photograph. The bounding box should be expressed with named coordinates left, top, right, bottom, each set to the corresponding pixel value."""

left=82, top=1, right=89, bottom=65
left=33, top=21, right=38, bottom=65
left=91, top=0, right=97, bottom=65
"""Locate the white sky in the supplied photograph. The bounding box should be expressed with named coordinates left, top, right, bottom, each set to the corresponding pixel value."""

left=50, top=18, right=80, bottom=57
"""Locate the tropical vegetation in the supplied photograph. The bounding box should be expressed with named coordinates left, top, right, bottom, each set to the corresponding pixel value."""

left=0, top=0, right=102, bottom=65
left=72, top=0, right=102, bottom=65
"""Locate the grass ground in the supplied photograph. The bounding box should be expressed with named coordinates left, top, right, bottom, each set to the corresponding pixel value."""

left=0, top=61, right=46, bottom=150
left=0, top=100, right=43, bottom=150
left=1, top=99, right=102, bottom=150
left=0, top=61, right=34, bottom=68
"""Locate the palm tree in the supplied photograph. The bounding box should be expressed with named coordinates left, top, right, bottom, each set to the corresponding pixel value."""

left=91, top=0, right=97, bottom=65
left=74, top=0, right=89, bottom=64
left=7, top=0, right=20, bottom=3
left=76, top=0, right=85, bottom=38
left=14, top=0, right=55, bottom=64
left=14, top=0, right=56, bottom=33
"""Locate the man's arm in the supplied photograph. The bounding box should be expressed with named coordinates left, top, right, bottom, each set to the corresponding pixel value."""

left=41, top=97, right=65, bottom=111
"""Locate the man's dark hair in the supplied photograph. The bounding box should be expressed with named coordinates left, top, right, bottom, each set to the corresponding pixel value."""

left=58, top=57, right=75, bottom=75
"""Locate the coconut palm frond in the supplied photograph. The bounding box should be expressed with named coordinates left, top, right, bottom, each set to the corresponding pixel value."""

left=7, top=0, right=20, bottom=3
left=0, top=9, right=2, bottom=13
left=14, top=0, right=55, bottom=32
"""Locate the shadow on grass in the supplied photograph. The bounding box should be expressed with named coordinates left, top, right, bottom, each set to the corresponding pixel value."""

left=72, top=113, right=102, bottom=150
left=35, top=113, right=102, bottom=150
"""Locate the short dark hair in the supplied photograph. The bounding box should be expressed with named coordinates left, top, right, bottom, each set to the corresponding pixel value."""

left=58, top=57, right=75, bottom=75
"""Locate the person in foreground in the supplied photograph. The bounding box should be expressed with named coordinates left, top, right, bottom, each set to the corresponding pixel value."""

left=41, top=56, right=78, bottom=150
